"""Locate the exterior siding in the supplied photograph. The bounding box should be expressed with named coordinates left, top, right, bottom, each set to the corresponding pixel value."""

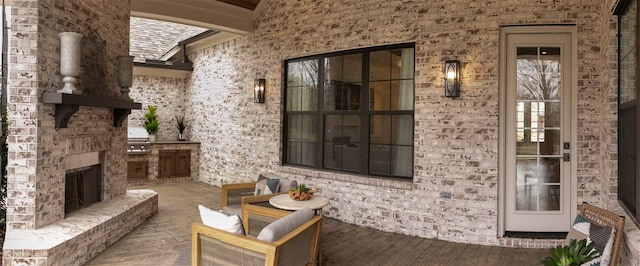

left=129, top=75, right=189, bottom=141
left=183, top=0, right=619, bottom=247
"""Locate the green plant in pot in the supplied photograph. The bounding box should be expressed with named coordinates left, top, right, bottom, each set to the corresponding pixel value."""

left=144, top=105, right=159, bottom=142
left=541, top=239, right=600, bottom=266
left=288, top=184, right=317, bottom=201
left=176, top=114, right=188, bottom=141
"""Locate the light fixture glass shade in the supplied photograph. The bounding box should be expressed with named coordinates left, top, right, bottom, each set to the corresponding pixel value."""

left=254, top=78, right=266, bottom=103
left=444, top=60, right=460, bottom=97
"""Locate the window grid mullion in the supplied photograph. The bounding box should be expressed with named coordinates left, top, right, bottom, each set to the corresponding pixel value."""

left=317, top=58, right=325, bottom=169
left=361, top=51, right=371, bottom=175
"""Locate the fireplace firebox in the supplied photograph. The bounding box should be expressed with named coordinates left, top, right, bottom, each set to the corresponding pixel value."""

left=65, top=164, right=102, bottom=214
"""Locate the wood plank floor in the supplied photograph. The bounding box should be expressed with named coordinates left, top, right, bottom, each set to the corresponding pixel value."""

left=87, top=181, right=550, bottom=266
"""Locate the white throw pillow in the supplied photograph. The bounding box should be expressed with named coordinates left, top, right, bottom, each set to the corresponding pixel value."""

left=198, top=204, right=245, bottom=235
left=600, top=227, right=616, bottom=266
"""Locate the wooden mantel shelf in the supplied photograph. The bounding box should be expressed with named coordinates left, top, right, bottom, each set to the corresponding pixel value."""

left=42, top=92, right=142, bottom=128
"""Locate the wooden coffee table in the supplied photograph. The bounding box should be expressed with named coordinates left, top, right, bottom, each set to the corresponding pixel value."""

left=269, top=194, right=330, bottom=211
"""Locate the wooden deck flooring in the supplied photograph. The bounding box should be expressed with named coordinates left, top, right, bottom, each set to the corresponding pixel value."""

left=87, top=181, right=549, bottom=266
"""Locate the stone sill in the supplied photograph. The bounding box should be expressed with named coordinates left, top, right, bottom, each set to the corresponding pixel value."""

left=3, top=189, right=158, bottom=250
left=280, top=165, right=413, bottom=190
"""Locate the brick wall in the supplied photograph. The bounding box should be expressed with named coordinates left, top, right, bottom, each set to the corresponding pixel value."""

left=129, top=75, right=189, bottom=141
left=7, top=0, right=130, bottom=229
left=184, top=0, right=619, bottom=246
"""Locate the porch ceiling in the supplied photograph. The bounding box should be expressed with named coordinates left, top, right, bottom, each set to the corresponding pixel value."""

left=130, top=0, right=262, bottom=34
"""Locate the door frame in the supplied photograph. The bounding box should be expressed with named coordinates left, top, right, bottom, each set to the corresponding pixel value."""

left=498, top=25, right=578, bottom=236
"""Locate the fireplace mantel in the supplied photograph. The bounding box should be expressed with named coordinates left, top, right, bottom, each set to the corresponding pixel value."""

left=42, top=92, right=142, bottom=128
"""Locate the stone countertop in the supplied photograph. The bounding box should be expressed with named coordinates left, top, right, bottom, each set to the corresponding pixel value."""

left=150, top=140, right=200, bottom=144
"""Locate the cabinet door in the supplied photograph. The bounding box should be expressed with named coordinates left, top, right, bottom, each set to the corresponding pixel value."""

left=159, top=150, right=176, bottom=178
left=175, top=150, right=191, bottom=177
left=127, top=161, right=148, bottom=179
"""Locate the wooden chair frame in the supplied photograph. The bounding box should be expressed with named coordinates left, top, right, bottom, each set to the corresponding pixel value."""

left=579, top=203, right=625, bottom=266
left=192, top=215, right=322, bottom=266
left=220, top=182, right=256, bottom=209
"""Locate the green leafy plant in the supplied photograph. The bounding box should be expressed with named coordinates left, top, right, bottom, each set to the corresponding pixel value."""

left=144, top=105, right=159, bottom=135
left=290, top=184, right=312, bottom=193
left=541, top=239, right=600, bottom=266
left=176, top=114, right=187, bottom=134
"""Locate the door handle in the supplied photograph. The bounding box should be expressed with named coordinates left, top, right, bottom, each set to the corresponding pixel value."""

left=563, top=153, right=570, bottom=162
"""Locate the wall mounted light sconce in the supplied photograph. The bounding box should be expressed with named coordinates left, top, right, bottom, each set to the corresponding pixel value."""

left=254, top=78, right=266, bottom=103
left=444, top=60, right=461, bottom=98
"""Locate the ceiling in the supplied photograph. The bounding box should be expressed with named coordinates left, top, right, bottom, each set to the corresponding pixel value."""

left=216, top=0, right=261, bottom=10
left=131, top=0, right=265, bottom=34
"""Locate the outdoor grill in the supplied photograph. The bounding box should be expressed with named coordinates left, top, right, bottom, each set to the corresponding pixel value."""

left=127, top=126, right=149, bottom=154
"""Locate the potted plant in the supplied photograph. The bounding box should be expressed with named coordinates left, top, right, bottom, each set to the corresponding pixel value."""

left=288, top=184, right=317, bottom=201
left=176, top=114, right=188, bottom=141
left=541, top=239, right=600, bottom=266
left=144, top=105, right=159, bottom=142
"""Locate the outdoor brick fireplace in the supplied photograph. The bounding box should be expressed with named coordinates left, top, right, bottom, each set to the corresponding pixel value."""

left=64, top=152, right=103, bottom=214
left=3, top=0, right=159, bottom=265
left=65, top=164, right=102, bottom=214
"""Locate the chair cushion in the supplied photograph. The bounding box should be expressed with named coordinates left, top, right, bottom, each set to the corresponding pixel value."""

left=278, top=178, right=298, bottom=193
left=198, top=205, right=245, bottom=235
left=257, top=172, right=297, bottom=193
left=257, top=208, right=314, bottom=243
left=566, top=214, right=615, bottom=266
left=255, top=177, right=279, bottom=195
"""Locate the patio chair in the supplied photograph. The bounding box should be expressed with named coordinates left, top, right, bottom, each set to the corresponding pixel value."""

left=192, top=208, right=322, bottom=266
left=220, top=172, right=298, bottom=217
left=577, top=203, right=625, bottom=266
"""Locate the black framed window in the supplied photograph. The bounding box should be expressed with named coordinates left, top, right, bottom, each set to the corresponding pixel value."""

left=616, top=0, right=640, bottom=223
left=283, top=44, right=415, bottom=179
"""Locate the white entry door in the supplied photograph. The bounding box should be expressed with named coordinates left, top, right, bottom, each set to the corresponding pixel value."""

left=504, top=30, right=574, bottom=232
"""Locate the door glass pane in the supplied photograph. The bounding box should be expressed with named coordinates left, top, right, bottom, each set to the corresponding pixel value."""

left=540, top=129, right=561, bottom=155
left=515, top=45, right=562, bottom=212
left=515, top=159, right=560, bottom=211
left=544, top=102, right=561, bottom=127
left=516, top=47, right=560, bottom=100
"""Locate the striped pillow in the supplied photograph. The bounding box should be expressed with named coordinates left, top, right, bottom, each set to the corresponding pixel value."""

left=566, top=214, right=615, bottom=266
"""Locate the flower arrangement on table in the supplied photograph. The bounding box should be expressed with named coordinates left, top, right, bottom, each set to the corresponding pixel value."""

left=288, top=184, right=317, bottom=201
